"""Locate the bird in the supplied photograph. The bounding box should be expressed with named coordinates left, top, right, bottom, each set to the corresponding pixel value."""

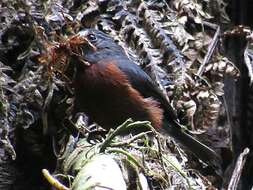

left=72, top=28, right=221, bottom=166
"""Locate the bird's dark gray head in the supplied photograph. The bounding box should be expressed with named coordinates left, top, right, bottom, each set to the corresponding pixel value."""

left=78, top=29, right=123, bottom=52
left=78, top=28, right=127, bottom=63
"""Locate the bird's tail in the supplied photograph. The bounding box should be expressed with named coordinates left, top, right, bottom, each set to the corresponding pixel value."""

left=163, top=120, right=221, bottom=169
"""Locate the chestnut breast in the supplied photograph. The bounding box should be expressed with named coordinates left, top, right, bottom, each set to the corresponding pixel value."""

left=73, top=60, right=163, bottom=131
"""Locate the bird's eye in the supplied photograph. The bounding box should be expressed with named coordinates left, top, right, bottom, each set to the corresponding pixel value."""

left=87, top=33, right=97, bottom=42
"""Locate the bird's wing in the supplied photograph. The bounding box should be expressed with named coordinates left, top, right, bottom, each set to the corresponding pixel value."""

left=113, top=58, right=177, bottom=121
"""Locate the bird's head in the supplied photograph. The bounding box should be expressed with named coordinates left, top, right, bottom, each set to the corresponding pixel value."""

left=78, top=29, right=123, bottom=52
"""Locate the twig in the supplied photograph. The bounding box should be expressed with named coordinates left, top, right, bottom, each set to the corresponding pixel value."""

left=202, top=21, right=218, bottom=30
left=243, top=42, right=253, bottom=85
left=56, top=135, right=76, bottom=159
left=197, top=26, right=220, bottom=76
left=42, top=79, right=54, bottom=134
left=42, top=169, right=69, bottom=190
left=110, top=131, right=152, bottom=147
left=156, top=133, right=169, bottom=179
left=106, top=148, right=144, bottom=171
left=227, top=148, right=250, bottom=190
left=100, top=119, right=153, bottom=152
left=99, top=119, right=133, bottom=152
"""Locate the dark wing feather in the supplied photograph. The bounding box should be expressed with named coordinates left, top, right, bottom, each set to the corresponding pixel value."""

left=113, top=57, right=178, bottom=121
